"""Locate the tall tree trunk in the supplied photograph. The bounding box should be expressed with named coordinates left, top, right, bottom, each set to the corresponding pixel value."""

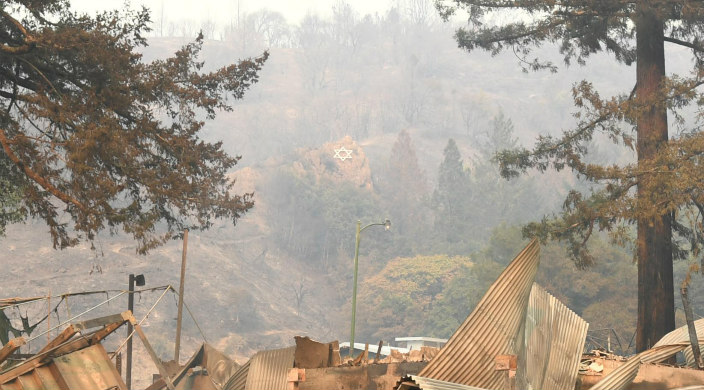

left=635, top=4, right=675, bottom=352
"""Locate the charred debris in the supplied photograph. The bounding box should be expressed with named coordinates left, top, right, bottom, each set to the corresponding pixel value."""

left=2, top=240, right=704, bottom=390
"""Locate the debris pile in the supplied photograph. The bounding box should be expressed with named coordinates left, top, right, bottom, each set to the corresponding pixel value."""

left=379, top=347, right=440, bottom=364
left=3, top=239, right=704, bottom=390
left=0, top=311, right=139, bottom=390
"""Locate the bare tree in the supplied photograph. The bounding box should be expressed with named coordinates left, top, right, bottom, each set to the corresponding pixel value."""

left=332, top=1, right=360, bottom=53
left=404, top=0, right=434, bottom=26
left=296, top=13, right=332, bottom=90
left=249, top=10, right=291, bottom=48
left=293, top=281, right=307, bottom=317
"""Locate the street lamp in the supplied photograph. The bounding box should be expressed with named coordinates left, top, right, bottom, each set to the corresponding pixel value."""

left=126, top=274, right=145, bottom=390
left=349, top=218, right=391, bottom=357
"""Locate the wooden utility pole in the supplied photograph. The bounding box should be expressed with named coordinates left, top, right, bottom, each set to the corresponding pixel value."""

left=681, top=286, right=703, bottom=368
left=174, top=229, right=189, bottom=363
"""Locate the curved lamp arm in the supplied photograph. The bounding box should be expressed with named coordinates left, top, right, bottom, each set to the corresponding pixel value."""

left=350, top=218, right=391, bottom=357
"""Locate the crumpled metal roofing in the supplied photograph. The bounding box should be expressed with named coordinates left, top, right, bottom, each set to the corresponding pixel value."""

left=654, top=318, right=704, bottom=347
left=519, top=283, right=588, bottom=390
left=418, top=239, right=540, bottom=389
left=223, top=346, right=295, bottom=390
left=589, top=318, right=704, bottom=390
left=589, top=343, right=690, bottom=390
left=395, top=375, right=489, bottom=390
left=670, top=387, right=704, bottom=390
left=684, top=345, right=704, bottom=368
left=0, top=312, right=129, bottom=390
left=0, top=343, right=125, bottom=390
left=654, top=318, right=704, bottom=368
left=148, top=343, right=240, bottom=390
left=223, top=360, right=250, bottom=390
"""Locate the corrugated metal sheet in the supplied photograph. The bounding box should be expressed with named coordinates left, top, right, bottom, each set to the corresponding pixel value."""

left=588, top=318, right=704, bottom=390
left=395, top=375, right=489, bottom=390
left=589, top=343, right=691, bottom=390
left=54, top=343, right=125, bottom=390
left=224, top=360, right=250, bottom=390
left=670, top=386, right=704, bottom=390
left=223, top=346, right=295, bottom=390
left=245, top=346, right=295, bottom=390
left=0, top=366, right=62, bottom=390
left=202, top=343, right=240, bottom=387
left=683, top=345, right=704, bottom=368
left=419, top=239, right=540, bottom=389
left=0, top=343, right=126, bottom=390
left=654, top=318, right=704, bottom=347
left=148, top=343, right=240, bottom=390
left=519, top=283, right=588, bottom=390
left=654, top=318, right=704, bottom=368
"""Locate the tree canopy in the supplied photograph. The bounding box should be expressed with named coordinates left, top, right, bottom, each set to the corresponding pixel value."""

left=379, top=130, right=430, bottom=254
left=432, top=138, right=472, bottom=249
left=0, top=1, right=267, bottom=252
left=438, top=0, right=704, bottom=349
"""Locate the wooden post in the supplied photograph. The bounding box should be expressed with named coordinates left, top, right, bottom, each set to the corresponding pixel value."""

left=46, top=291, right=51, bottom=344
left=0, top=337, right=25, bottom=365
left=175, top=229, right=188, bottom=364
left=681, top=286, right=703, bottom=369
left=607, top=332, right=611, bottom=353
left=374, top=340, right=383, bottom=364
left=124, top=311, right=176, bottom=390
left=352, top=348, right=365, bottom=366
left=36, top=325, right=77, bottom=356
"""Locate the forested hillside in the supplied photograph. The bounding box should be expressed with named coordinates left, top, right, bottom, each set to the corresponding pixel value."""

left=2, top=1, right=703, bottom=383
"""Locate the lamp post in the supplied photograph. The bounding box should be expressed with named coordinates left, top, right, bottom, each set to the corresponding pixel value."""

left=126, top=273, right=145, bottom=390
left=350, top=219, right=390, bottom=357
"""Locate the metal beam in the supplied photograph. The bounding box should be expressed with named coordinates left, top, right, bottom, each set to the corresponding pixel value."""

left=74, top=313, right=126, bottom=332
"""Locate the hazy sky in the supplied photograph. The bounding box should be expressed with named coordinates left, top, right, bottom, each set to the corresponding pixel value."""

left=70, top=0, right=396, bottom=25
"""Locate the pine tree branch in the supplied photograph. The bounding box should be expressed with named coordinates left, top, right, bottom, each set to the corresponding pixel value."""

left=0, top=127, right=86, bottom=212
left=552, top=9, right=630, bottom=18
left=459, top=18, right=567, bottom=46
left=0, top=66, right=39, bottom=92
left=15, top=57, right=62, bottom=99
left=664, top=36, right=704, bottom=53
left=0, top=10, right=35, bottom=55
left=1, top=10, right=29, bottom=37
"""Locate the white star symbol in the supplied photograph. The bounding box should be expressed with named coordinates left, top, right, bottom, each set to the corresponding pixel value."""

left=334, top=146, right=353, bottom=161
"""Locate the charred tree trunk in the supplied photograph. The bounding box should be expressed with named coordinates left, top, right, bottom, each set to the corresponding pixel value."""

left=635, top=5, right=675, bottom=352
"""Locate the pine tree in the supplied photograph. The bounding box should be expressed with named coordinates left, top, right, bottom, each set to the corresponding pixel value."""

left=381, top=130, right=429, bottom=248
left=437, top=0, right=704, bottom=349
left=0, top=1, right=267, bottom=252
left=432, top=139, right=471, bottom=250
left=470, top=112, right=542, bottom=234
left=482, top=112, right=518, bottom=159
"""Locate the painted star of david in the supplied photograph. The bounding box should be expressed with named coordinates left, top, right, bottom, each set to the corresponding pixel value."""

left=334, top=146, right=353, bottom=161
